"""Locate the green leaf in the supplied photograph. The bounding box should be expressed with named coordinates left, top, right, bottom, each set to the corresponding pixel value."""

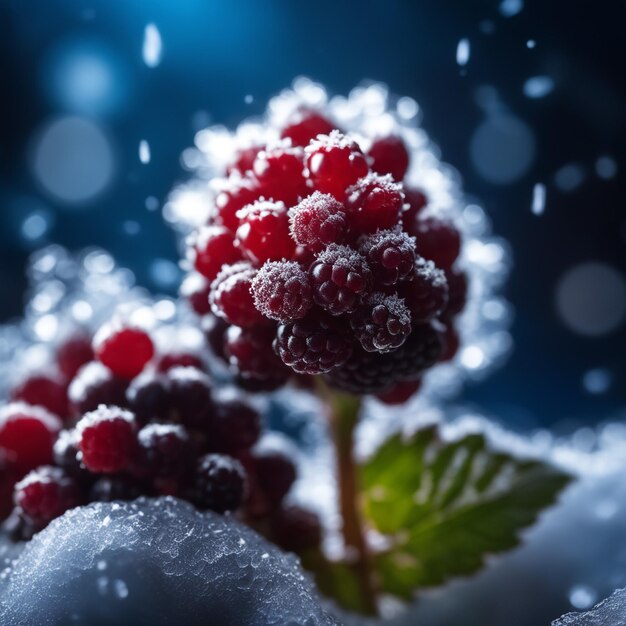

left=361, top=426, right=571, bottom=599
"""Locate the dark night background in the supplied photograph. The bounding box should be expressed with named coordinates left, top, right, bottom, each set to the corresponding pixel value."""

left=0, top=0, right=624, bottom=430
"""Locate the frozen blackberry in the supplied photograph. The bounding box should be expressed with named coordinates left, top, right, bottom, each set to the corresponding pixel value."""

left=309, top=244, right=372, bottom=315
left=157, top=352, right=205, bottom=373
left=358, top=228, right=416, bottom=286
left=126, top=371, right=170, bottom=422
left=270, top=505, right=322, bottom=553
left=14, top=466, right=80, bottom=529
left=288, top=191, right=348, bottom=253
left=194, top=453, right=247, bottom=513
left=138, top=423, right=192, bottom=477
left=68, top=362, right=128, bottom=415
left=214, top=397, right=261, bottom=452
left=252, top=260, right=313, bottom=323
left=52, top=429, right=82, bottom=475
left=189, top=225, right=242, bottom=280
left=442, top=267, right=468, bottom=319
left=274, top=311, right=353, bottom=375
left=89, top=476, right=146, bottom=502
left=305, top=131, right=369, bottom=199
left=251, top=449, right=296, bottom=507
left=345, top=173, right=404, bottom=233
left=327, top=322, right=444, bottom=394
left=281, top=109, right=336, bottom=147
left=400, top=257, right=449, bottom=322
left=224, top=325, right=290, bottom=388
left=375, top=379, right=422, bottom=405
left=10, top=374, right=68, bottom=420
left=210, top=262, right=265, bottom=328
left=235, top=200, right=296, bottom=265
left=93, top=323, right=155, bottom=380
left=351, top=293, right=412, bottom=353
left=367, top=135, right=410, bottom=181
left=166, top=366, right=214, bottom=428
left=76, top=405, right=138, bottom=474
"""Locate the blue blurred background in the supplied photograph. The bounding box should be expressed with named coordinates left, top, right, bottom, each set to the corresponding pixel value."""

left=0, top=0, right=624, bottom=430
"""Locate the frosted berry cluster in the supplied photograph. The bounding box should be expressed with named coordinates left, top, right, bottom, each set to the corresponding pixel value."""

left=0, top=318, right=320, bottom=552
left=183, top=113, right=467, bottom=398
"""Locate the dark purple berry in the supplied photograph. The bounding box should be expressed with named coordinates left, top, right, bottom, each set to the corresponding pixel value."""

left=138, top=423, right=192, bottom=477
left=194, top=453, right=247, bottom=513
left=167, top=366, right=214, bottom=428
left=358, top=229, right=416, bottom=286
left=400, top=257, right=449, bottom=322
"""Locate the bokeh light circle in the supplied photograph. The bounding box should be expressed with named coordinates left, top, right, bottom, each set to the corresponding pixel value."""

left=470, top=114, right=536, bottom=184
left=31, top=116, right=114, bottom=205
left=556, top=262, right=626, bottom=336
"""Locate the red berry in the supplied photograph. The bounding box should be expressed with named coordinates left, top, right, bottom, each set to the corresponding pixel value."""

left=94, top=325, right=155, bottom=380
left=76, top=405, right=138, bottom=474
left=0, top=403, right=62, bottom=474
left=288, top=191, right=348, bottom=253
left=401, top=187, right=428, bottom=229
left=251, top=261, right=313, bottom=323
left=270, top=505, right=322, bottom=552
left=226, top=145, right=263, bottom=176
left=190, top=225, right=242, bottom=280
left=368, top=135, right=410, bottom=181
left=214, top=175, right=262, bottom=231
left=68, top=362, right=128, bottom=415
left=138, top=423, right=192, bottom=477
left=400, top=257, right=449, bottom=322
left=10, top=374, right=68, bottom=419
left=274, top=311, right=353, bottom=375
left=235, top=200, right=296, bottom=265
left=56, top=335, right=94, bottom=380
left=210, top=262, right=265, bottom=328
left=181, top=272, right=212, bottom=316
left=166, top=366, right=214, bottom=428
left=305, top=131, right=368, bottom=200
left=408, top=217, right=461, bottom=270
left=358, top=229, right=416, bottom=286
left=281, top=109, right=336, bottom=147
left=345, top=173, right=404, bottom=233
left=194, top=453, right=247, bottom=513
left=309, top=244, right=372, bottom=315
left=224, top=325, right=290, bottom=387
left=214, top=397, right=261, bottom=452
left=14, top=466, right=80, bottom=528
left=351, top=293, right=412, bottom=353
left=376, top=379, right=422, bottom=404
left=252, top=146, right=309, bottom=206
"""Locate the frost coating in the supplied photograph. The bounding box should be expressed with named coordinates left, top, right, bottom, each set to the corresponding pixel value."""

left=553, top=588, right=626, bottom=625
left=165, top=78, right=512, bottom=401
left=0, top=497, right=338, bottom=626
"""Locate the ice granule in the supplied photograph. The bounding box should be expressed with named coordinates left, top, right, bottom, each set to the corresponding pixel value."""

left=0, top=497, right=338, bottom=626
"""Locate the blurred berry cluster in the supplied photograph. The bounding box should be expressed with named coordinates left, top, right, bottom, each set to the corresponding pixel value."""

left=0, top=319, right=319, bottom=551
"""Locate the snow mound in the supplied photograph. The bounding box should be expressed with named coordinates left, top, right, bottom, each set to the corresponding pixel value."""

left=0, top=497, right=338, bottom=626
